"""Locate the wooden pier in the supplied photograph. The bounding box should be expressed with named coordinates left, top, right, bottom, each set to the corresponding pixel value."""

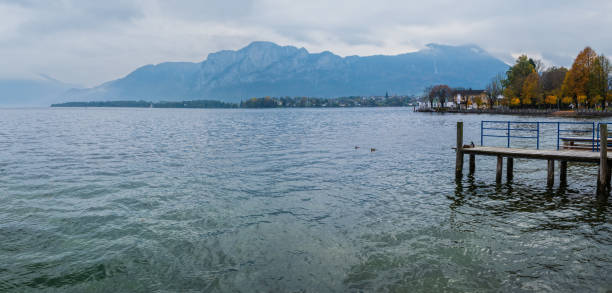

left=455, top=121, right=611, bottom=196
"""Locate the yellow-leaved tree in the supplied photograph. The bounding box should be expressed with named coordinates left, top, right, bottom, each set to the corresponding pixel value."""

left=521, top=71, right=540, bottom=106
left=577, top=95, right=587, bottom=107
left=590, top=95, right=603, bottom=108
left=474, top=96, right=484, bottom=108
left=562, top=47, right=598, bottom=107
left=545, top=95, right=557, bottom=107
left=510, top=97, right=521, bottom=107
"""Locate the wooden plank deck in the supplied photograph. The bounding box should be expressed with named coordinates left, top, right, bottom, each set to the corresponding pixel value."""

left=462, top=146, right=612, bottom=163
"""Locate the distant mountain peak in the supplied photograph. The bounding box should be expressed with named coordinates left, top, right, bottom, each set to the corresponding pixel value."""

left=243, top=41, right=282, bottom=50
left=238, top=41, right=305, bottom=55
left=425, top=43, right=486, bottom=54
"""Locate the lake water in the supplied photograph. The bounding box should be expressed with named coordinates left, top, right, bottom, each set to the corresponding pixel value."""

left=0, top=107, right=611, bottom=292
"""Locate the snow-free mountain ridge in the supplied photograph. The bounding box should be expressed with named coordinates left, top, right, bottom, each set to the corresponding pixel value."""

left=4, top=42, right=510, bottom=105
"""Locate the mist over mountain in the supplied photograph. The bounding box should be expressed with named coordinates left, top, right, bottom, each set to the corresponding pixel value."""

left=0, top=75, right=79, bottom=107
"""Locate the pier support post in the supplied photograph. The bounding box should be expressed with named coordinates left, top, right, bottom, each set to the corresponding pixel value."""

left=598, top=124, right=609, bottom=196
left=606, top=164, right=612, bottom=192
left=496, top=156, right=503, bottom=184
left=547, top=160, right=555, bottom=187
left=560, top=161, right=567, bottom=186
left=456, top=122, right=463, bottom=178
left=507, top=157, right=514, bottom=181
left=469, top=154, right=475, bottom=175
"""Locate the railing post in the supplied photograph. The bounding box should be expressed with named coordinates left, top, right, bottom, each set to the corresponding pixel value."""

left=556, top=122, right=560, bottom=150
left=593, top=122, right=597, bottom=152
left=507, top=121, right=510, bottom=148
left=536, top=122, right=540, bottom=150
left=480, top=121, right=484, bottom=146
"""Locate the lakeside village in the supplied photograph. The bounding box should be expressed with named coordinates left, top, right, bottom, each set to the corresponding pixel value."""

left=51, top=94, right=417, bottom=109
left=53, top=47, right=610, bottom=112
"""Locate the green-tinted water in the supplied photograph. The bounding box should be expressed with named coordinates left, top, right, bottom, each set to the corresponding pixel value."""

left=0, top=108, right=610, bottom=292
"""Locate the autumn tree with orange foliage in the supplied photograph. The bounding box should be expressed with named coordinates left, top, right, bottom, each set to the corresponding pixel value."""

left=498, top=46, right=609, bottom=110
left=562, top=47, right=599, bottom=108
left=510, top=97, right=521, bottom=107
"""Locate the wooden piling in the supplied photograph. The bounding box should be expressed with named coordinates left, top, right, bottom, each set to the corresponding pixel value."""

left=456, top=122, right=463, bottom=177
left=507, top=157, right=514, bottom=181
left=560, top=161, right=567, bottom=185
left=496, top=156, right=503, bottom=184
left=469, top=154, right=475, bottom=175
left=547, top=160, right=555, bottom=187
left=598, top=124, right=609, bottom=195
left=597, top=173, right=602, bottom=194
left=606, top=164, right=612, bottom=192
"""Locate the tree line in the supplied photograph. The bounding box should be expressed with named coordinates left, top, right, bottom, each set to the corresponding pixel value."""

left=51, top=95, right=418, bottom=109
left=51, top=100, right=238, bottom=108
left=423, top=46, right=611, bottom=110
left=499, top=47, right=610, bottom=109
left=240, top=95, right=415, bottom=108
left=422, top=84, right=488, bottom=109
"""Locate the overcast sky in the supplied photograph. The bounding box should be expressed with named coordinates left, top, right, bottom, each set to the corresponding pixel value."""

left=1, top=0, right=610, bottom=87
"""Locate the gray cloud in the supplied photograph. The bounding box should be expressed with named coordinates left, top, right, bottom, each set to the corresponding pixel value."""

left=0, top=0, right=610, bottom=86
left=2, top=0, right=143, bottom=34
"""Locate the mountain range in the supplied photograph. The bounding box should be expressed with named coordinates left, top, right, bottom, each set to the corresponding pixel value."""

left=2, top=42, right=510, bottom=105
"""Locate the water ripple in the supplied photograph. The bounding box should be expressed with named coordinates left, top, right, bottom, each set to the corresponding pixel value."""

left=0, top=108, right=610, bottom=292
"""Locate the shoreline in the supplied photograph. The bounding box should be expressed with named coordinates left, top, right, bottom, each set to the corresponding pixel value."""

left=7, top=106, right=611, bottom=117
left=416, top=108, right=612, bottom=117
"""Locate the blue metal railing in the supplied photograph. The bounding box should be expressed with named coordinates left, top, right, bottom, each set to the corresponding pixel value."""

left=481, top=121, right=610, bottom=151
left=558, top=121, right=595, bottom=151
